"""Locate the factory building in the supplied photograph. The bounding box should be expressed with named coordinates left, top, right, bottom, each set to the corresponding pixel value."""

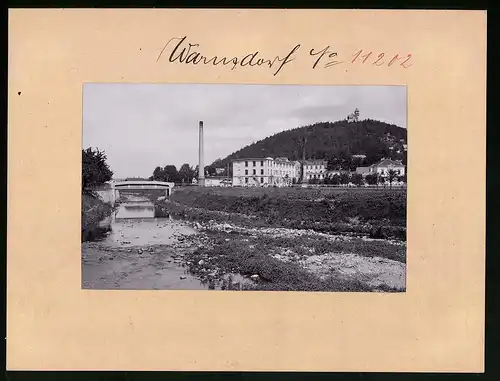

left=231, top=157, right=301, bottom=187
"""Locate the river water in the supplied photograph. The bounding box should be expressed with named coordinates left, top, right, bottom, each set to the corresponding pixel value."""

left=81, top=195, right=208, bottom=290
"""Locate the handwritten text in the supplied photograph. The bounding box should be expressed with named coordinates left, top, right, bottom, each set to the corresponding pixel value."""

left=157, top=36, right=301, bottom=76
left=156, top=36, right=413, bottom=75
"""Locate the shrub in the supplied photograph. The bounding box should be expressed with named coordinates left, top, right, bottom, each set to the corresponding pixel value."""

left=82, top=147, right=113, bottom=194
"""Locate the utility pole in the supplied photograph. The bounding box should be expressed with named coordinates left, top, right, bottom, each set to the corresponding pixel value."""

left=198, top=121, right=205, bottom=187
left=301, top=136, right=307, bottom=183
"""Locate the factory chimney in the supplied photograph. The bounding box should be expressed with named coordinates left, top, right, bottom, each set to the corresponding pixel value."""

left=198, top=121, right=205, bottom=186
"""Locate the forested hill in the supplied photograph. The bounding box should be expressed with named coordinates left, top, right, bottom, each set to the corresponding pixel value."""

left=211, top=119, right=407, bottom=170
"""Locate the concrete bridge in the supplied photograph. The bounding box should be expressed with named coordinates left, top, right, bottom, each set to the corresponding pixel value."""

left=110, top=180, right=174, bottom=203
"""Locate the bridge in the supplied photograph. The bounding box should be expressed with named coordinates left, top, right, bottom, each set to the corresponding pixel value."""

left=110, top=180, right=175, bottom=203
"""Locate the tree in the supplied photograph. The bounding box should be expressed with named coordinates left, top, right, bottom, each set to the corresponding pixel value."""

left=163, top=165, right=178, bottom=182
left=365, top=173, right=378, bottom=185
left=178, top=163, right=194, bottom=184
left=152, top=166, right=163, bottom=181
left=378, top=172, right=386, bottom=186
left=351, top=173, right=364, bottom=187
left=327, top=156, right=340, bottom=171
left=205, top=166, right=216, bottom=177
left=340, top=172, right=350, bottom=185
left=330, top=174, right=340, bottom=185
left=387, top=169, right=398, bottom=188
left=208, top=119, right=406, bottom=170
left=82, top=147, right=113, bottom=194
left=350, top=155, right=365, bottom=170
left=338, top=150, right=351, bottom=170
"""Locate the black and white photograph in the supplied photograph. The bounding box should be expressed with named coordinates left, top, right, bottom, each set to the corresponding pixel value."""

left=82, top=84, right=407, bottom=292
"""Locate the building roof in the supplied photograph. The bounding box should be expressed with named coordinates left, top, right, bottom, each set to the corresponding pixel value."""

left=114, top=180, right=174, bottom=186
left=231, top=157, right=300, bottom=164
left=301, top=159, right=328, bottom=165
left=355, top=167, right=371, bottom=173
left=369, top=158, right=404, bottom=168
left=231, top=157, right=274, bottom=162
left=328, top=169, right=353, bottom=174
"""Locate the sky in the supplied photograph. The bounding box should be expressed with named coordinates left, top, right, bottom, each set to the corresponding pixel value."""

left=83, top=84, right=406, bottom=179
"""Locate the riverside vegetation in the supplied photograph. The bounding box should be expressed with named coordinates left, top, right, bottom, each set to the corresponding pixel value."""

left=81, top=147, right=114, bottom=241
left=153, top=186, right=406, bottom=292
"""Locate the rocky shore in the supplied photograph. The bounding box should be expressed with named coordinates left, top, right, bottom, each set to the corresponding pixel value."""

left=172, top=217, right=406, bottom=292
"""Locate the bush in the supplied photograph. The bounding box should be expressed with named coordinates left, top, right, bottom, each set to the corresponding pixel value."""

left=81, top=193, right=113, bottom=241
left=82, top=147, right=113, bottom=194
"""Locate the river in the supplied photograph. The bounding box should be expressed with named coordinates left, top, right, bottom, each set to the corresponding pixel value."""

left=82, top=195, right=405, bottom=291
left=82, top=195, right=208, bottom=290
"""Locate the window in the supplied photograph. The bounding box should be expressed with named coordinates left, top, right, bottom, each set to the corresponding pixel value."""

left=245, top=170, right=248, bottom=175
left=245, top=161, right=248, bottom=167
left=245, top=178, right=248, bottom=183
left=253, top=169, right=256, bottom=175
left=260, top=160, right=264, bottom=166
left=253, top=161, right=256, bottom=166
left=261, top=169, right=264, bottom=175
left=260, top=177, right=264, bottom=183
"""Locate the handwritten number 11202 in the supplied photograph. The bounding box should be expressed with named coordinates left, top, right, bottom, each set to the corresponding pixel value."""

left=351, top=50, right=412, bottom=68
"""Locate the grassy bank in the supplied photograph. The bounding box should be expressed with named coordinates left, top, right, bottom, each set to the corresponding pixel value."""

left=169, top=186, right=406, bottom=240
left=81, top=193, right=114, bottom=241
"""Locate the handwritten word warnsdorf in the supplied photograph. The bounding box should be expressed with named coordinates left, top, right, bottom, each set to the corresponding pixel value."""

left=156, top=36, right=413, bottom=76
left=156, top=36, right=300, bottom=76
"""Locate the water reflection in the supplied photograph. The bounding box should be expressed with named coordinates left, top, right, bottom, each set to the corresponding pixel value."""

left=82, top=197, right=205, bottom=290
left=116, top=203, right=154, bottom=219
left=115, top=202, right=169, bottom=220
left=83, top=201, right=196, bottom=247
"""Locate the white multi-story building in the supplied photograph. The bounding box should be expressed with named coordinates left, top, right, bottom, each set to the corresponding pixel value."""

left=232, top=157, right=301, bottom=187
left=302, top=160, right=328, bottom=181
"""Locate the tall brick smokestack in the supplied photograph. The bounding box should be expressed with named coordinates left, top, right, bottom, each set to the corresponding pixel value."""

left=198, top=121, right=205, bottom=186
